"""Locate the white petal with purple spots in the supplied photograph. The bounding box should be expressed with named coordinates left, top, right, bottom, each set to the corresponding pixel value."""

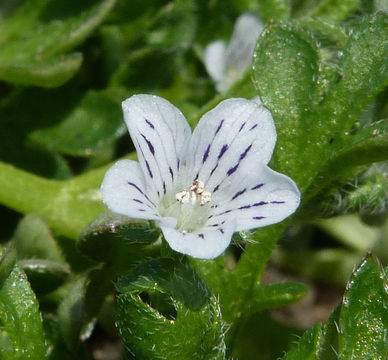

left=101, top=160, right=161, bottom=221
left=160, top=219, right=235, bottom=259
left=122, top=95, right=191, bottom=200
left=208, top=161, right=300, bottom=231
left=185, top=98, right=276, bottom=192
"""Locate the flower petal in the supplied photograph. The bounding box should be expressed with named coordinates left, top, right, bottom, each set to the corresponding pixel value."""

left=203, top=40, right=227, bottom=88
left=122, top=95, right=192, bottom=201
left=184, top=98, right=276, bottom=192
left=101, top=159, right=161, bottom=221
left=160, top=219, right=235, bottom=259
left=208, top=162, right=300, bottom=231
left=225, top=13, right=263, bottom=79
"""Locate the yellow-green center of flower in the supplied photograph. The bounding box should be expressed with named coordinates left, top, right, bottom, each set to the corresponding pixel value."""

left=159, top=179, right=212, bottom=233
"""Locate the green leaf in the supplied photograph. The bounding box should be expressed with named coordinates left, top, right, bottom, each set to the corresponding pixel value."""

left=20, top=259, right=70, bottom=295
left=281, top=322, right=322, bottom=360
left=252, top=23, right=323, bottom=188
left=78, top=210, right=160, bottom=263
left=231, top=312, right=303, bottom=360
left=319, top=306, right=340, bottom=360
left=192, top=224, right=291, bottom=323
left=79, top=211, right=161, bottom=320
left=116, top=257, right=226, bottom=360
left=313, top=163, right=388, bottom=220
left=30, top=91, right=125, bottom=157
left=324, top=13, right=388, bottom=134
left=43, top=314, right=89, bottom=360
left=338, top=255, right=388, bottom=359
left=13, top=214, right=65, bottom=262
left=0, top=88, right=75, bottom=179
left=247, top=282, right=308, bottom=314
left=147, top=1, right=197, bottom=51
left=330, top=120, right=388, bottom=167
left=308, top=0, right=361, bottom=23
left=257, top=0, right=290, bottom=21
left=0, top=265, right=47, bottom=359
left=253, top=23, right=319, bottom=124
left=0, top=53, right=82, bottom=88
left=0, top=0, right=116, bottom=87
left=57, top=275, right=88, bottom=350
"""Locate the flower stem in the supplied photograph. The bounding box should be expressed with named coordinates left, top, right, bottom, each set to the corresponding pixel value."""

left=0, top=153, right=137, bottom=239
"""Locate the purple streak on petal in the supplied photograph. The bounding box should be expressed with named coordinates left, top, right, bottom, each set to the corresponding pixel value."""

left=253, top=216, right=265, bottom=220
left=177, top=159, right=181, bottom=169
left=227, top=164, right=238, bottom=176
left=227, top=144, right=252, bottom=176
left=271, top=201, right=285, bottom=204
left=141, top=133, right=155, bottom=155
left=163, top=182, right=166, bottom=194
left=198, top=234, right=204, bottom=239
left=232, top=188, right=247, bottom=200
left=210, top=164, right=218, bottom=175
left=145, top=118, right=155, bottom=129
left=238, top=204, right=251, bottom=210
left=253, top=201, right=268, bottom=207
left=127, top=182, right=155, bottom=206
left=250, top=124, right=258, bottom=131
left=213, top=209, right=232, bottom=217
left=251, top=183, right=264, bottom=190
left=132, top=199, right=144, bottom=204
left=240, top=144, right=252, bottom=161
left=169, top=166, right=174, bottom=180
left=239, top=121, right=246, bottom=132
left=145, top=160, right=153, bottom=178
left=215, top=119, right=224, bottom=134
left=209, top=223, right=219, bottom=227
left=218, top=228, right=224, bottom=234
left=213, top=184, right=220, bottom=192
left=218, top=144, right=229, bottom=160
left=203, top=144, right=211, bottom=163
left=138, top=209, right=146, bottom=212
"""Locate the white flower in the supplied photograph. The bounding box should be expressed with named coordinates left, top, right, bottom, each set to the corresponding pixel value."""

left=204, top=13, right=264, bottom=92
left=101, top=95, right=300, bottom=259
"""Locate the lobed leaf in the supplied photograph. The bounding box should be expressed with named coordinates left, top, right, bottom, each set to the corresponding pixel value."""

left=78, top=210, right=160, bottom=263
left=116, top=257, right=226, bottom=360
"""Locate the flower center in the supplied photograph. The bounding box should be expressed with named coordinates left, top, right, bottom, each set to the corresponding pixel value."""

left=175, top=179, right=211, bottom=206
left=159, top=179, right=212, bottom=233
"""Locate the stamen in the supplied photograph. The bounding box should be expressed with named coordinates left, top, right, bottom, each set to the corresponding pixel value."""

left=176, top=179, right=212, bottom=206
